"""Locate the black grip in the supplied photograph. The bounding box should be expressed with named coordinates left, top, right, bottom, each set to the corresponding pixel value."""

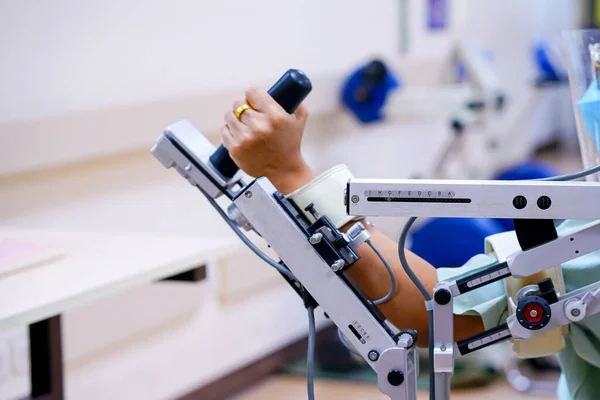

left=209, top=69, right=313, bottom=179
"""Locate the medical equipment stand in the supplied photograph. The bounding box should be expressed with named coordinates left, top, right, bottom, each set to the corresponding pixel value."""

left=152, top=70, right=600, bottom=400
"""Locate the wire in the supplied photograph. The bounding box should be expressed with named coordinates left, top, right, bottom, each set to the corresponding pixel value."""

left=398, top=217, right=435, bottom=400
left=337, top=328, right=361, bottom=356
left=398, top=218, right=431, bottom=301
left=536, top=163, right=600, bottom=181
left=201, top=191, right=296, bottom=280
left=307, top=306, right=316, bottom=400
left=367, top=239, right=398, bottom=305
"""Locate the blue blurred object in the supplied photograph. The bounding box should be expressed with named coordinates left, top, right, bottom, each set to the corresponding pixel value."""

left=427, top=0, right=448, bottom=30
left=410, top=218, right=504, bottom=268
left=533, top=40, right=567, bottom=84
left=577, top=82, right=600, bottom=153
left=493, top=161, right=561, bottom=231
left=341, top=59, right=400, bottom=123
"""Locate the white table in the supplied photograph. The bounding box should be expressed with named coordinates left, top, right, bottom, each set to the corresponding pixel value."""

left=0, top=228, right=234, bottom=399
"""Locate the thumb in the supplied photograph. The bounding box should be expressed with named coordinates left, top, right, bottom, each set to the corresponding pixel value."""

left=293, top=104, right=309, bottom=122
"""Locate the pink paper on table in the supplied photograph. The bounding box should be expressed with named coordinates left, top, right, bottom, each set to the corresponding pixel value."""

left=0, top=239, right=64, bottom=279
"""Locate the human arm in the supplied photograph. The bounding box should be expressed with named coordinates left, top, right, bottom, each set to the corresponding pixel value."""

left=221, top=88, right=484, bottom=345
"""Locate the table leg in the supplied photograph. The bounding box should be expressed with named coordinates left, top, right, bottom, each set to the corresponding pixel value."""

left=29, top=315, right=64, bottom=400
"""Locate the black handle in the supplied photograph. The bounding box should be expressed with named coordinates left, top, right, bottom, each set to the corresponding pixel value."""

left=209, top=69, right=313, bottom=179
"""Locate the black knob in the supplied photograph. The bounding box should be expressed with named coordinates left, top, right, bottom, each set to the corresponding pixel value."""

left=209, top=69, right=312, bottom=179
left=394, top=329, right=418, bottom=348
left=333, top=234, right=348, bottom=249
left=387, top=370, right=404, bottom=386
left=537, top=195, right=551, bottom=210
left=304, top=203, right=321, bottom=219
left=513, top=195, right=527, bottom=210
left=538, top=278, right=554, bottom=293
left=434, top=288, right=452, bottom=306
left=516, top=296, right=552, bottom=330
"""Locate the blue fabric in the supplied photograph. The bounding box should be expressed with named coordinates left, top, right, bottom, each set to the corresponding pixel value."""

left=410, top=218, right=504, bottom=268
left=341, top=65, right=400, bottom=123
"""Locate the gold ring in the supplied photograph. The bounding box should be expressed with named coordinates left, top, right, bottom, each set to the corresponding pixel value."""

left=235, top=103, right=253, bottom=120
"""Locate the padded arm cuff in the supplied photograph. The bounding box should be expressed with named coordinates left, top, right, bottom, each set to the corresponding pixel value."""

left=286, top=164, right=361, bottom=229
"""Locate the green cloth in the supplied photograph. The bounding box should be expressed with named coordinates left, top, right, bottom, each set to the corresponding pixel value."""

left=437, top=220, right=600, bottom=400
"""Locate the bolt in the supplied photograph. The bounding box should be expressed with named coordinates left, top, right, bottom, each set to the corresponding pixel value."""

left=529, top=310, right=538, bottom=318
left=184, top=164, right=192, bottom=171
left=244, top=191, right=253, bottom=198
left=571, top=308, right=581, bottom=317
left=351, top=195, right=360, bottom=203
left=368, top=350, right=379, bottom=361
left=331, top=259, right=346, bottom=272
left=387, top=370, right=404, bottom=386
left=440, top=345, right=447, bottom=352
left=309, top=233, right=323, bottom=244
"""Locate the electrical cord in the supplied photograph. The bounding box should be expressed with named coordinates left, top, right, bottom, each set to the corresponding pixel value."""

left=307, top=306, right=316, bottom=400
left=536, top=163, right=600, bottom=181
left=203, top=189, right=318, bottom=398
left=367, top=239, right=398, bottom=305
left=202, top=191, right=296, bottom=280
left=397, top=216, right=435, bottom=400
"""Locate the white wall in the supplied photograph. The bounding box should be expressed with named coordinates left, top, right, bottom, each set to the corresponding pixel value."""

left=0, top=1, right=585, bottom=399
left=0, top=0, right=401, bottom=123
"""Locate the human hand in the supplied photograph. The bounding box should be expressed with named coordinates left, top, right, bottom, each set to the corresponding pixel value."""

left=220, top=88, right=314, bottom=194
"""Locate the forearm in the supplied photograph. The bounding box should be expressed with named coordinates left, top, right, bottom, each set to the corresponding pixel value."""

left=267, top=164, right=483, bottom=345
left=343, top=223, right=484, bottom=346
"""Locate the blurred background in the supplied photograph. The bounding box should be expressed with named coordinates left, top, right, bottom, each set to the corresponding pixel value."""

left=0, top=0, right=597, bottom=399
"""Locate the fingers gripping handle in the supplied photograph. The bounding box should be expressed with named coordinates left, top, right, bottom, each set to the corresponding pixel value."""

left=209, top=69, right=313, bottom=179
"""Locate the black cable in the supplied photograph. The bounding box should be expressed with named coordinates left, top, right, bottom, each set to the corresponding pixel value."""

left=202, top=191, right=296, bottom=280
left=367, top=239, right=398, bottom=305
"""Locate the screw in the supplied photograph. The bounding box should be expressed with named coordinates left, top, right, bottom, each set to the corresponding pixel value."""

left=309, top=233, right=323, bottom=244
left=440, top=345, right=447, bottom=352
left=331, top=259, right=346, bottom=272
left=571, top=308, right=581, bottom=317
left=351, top=195, right=360, bottom=203
left=368, top=350, right=379, bottom=361
left=529, top=310, right=538, bottom=318
left=184, top=164, right=192, bottom=171
left=244, top=191, right=253, bottom=198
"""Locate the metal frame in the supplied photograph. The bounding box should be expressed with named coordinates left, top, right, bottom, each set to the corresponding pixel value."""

left=233, top=178, right=417, bottom=399
left=152, top=125, right=422, bottom=400
left=346, top=178, right=600, bottom=220
left=152, top=122, right=600, bottom=400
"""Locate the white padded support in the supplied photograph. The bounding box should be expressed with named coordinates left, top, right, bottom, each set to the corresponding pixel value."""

left=286, top=164, right=361, bottom=229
